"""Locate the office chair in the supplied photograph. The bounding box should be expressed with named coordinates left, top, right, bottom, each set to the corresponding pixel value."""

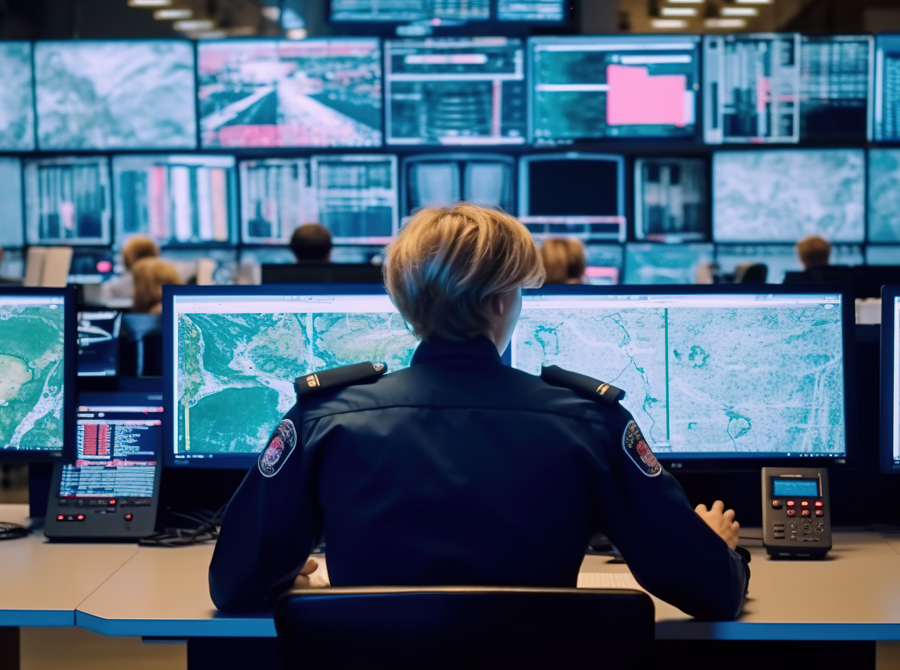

left=120, top=313, right=163, bottom=377
left=275, top=586, right=655, bottom=670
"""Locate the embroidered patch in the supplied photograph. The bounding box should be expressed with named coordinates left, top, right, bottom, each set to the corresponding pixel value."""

left=258, top=419, right=297, bottom=478
left=622, top=420, right=661, bottom=478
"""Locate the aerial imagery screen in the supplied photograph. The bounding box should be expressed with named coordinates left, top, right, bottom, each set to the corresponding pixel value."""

left=172, top=294, right=418, bottom=461
left=868, top=149, right=900, bottom=243
left=198, top=39, right=382, bottom=149
left=0, top=296, right=66, bottom=452
left=34, top=41, right=197, bottom=151
left=713, top=149, right=865, bottom=243
left=512, top=293, right=846, bottom=458
left=0, top=42, right=35, bottom=151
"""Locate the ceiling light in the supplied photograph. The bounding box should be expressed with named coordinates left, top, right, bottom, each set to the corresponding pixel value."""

left=651, top=18, right=689, bottom=28
left=174, top=19, right=215, bottom=31
left=128, top=0, right=171, bottom=6
left=287, top=28, right=308, bottom=39
left=668, top=0, right=704, bottom=4
left=721, top=6, right=758, bottom=15
left=705, top=17, right=748, bottom=27
left=661, top=7, right=697, bottom=16
left=735, top=0, right=772, bottom=4
left=154, top=8, right=192, bottom=19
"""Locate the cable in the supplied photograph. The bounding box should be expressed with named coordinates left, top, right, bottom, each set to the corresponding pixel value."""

left=0, top=522, right=29, bottom=541
left=139, top=505, right=225, bottom=548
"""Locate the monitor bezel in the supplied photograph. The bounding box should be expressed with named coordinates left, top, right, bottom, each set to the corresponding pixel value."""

left=514, top=283, right=857, bottom=472
left=0, top=285, right=76, bottom=462
left=162, top=282, right=396, bottom=470
left=881, top=285, right=900, bottom=473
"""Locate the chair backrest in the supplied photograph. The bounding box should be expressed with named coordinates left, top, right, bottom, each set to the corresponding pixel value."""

left=275, top=586, right=655, bottom=670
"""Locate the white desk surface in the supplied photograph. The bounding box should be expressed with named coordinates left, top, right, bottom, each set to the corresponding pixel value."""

left=0, top=504, right=139, bottom=627
left=73, top=528, right=900, bottom=641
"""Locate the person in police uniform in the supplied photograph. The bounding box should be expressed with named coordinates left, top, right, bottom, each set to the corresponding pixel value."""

left=209, top=204, right=749, bottom=619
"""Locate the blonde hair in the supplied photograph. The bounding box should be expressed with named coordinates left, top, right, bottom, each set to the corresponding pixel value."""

left=541, top=238, right=586, bottom=285
left=132, top=258, right=182, bottom=313
left=796, top=235, right=831, bottom=270
left=384, top=204, right=544, bottom=341
left=123, top=236, right=160, bottom=271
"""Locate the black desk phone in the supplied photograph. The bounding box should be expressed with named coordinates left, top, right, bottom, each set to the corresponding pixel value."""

left=762, top=467, right=831, bottom=559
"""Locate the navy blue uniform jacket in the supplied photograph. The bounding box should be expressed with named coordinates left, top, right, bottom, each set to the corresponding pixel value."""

left=209, top=336, right=749, bottom=619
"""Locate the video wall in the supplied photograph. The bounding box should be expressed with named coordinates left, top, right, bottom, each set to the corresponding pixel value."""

left=1, top=33, right=899, bottom=285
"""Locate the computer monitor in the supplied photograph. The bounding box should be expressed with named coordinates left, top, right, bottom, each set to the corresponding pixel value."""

left=800, top=35, right=872, bottom=142
left=623, top=243, right=714, bottom=285
left=0, top=42, right=35, bottom=151
left=716, top=244, right=864, bottom=285
left=330, top=0, right=490, bottom=22
left=704, top=34, right=801, bottom=144
left=239, top=158, right=318, bottom=245
left=584, top=244, right=624, bottom=285
left=512, top=285, right=852, bottom=468
left=529, top=35, right=700, bottom=144
left=198, top=39, right=382, bottom=149
left=401, top=154, right=515, bottom=217
left=34, top=40, right=196, bottom=151
left=868, top=149, right=900, bottom=243
left=0, top=158, right=24, bottom=249
left=712, top=149, right=865, bottom=244
left=24, top=157, right=112, bottom=246
left=68, top=247, right=116, bottom=285
left=77, top=311, right=122, bottom=378
left=868, top=246, right=900, bottom=265
left=261, top=263, right=384, bottom=285
left=497, top=0, right=566, bottom=22
left=518, top=153, right=625, bottom=242
left=882, top=286, right=900, bottom=472
left=163, top=285, right=420, bottom=468
left=113, top=155, right=236, bottom=248
left=0, top=287, right=76, bottom=460
left=873, top=35, right=900, bottom=142
left=384, top=38, right=526, bottom=147
left=634, top=158, right=707, bottom=243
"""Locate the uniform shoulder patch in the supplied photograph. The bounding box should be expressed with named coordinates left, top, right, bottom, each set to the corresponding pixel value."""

left=622, top=420, right=661, bottom=478
left=295, top=362, right=388, bottom=399
left=540, top=365, right=625, bottom=405
left=258, top=419, right=297, bottom=478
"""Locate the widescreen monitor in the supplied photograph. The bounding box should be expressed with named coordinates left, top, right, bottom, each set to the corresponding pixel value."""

left=634, top=158, right=707, bottom=242
left=330, top=0, right=489, bottom=22
left=68, top=247, right=116, bottom=285
left=512, top=286, right=852, bottom=468
left=868, top=246, right=900, bottom=265
left=0, top=158, right=24, bottom=249
left=198, top=39, right=382, bottom=149
left=0, top=42, right=35, bottom=151
left=0, top=287, right=76, bottom=460
left=401, top=154, right=515, bottom=217
left=715, top=244, right=863, bottom=284
left=624, top=243, right=713, bottom=285
left=704, top=34, right=801, bottom=144
left=712, top=149, right=865, bottom=244
left=34, top=40, right=196, bottom=151
left=529, top=35, right=700, bottom=144
left=584, top=244, right=624, bottom=285
left=113, top=155, right=236, bottom=248
left=163, top=285, right=419, bottom=468
left=384, top=38, right=526, bottom=146
left=518, top=153, right=625, bottom=242
left=24, top=157, right=112, bottom=246
left=868, top=149, right=900, bottom=243
left=882, top=286, right=900, bottom=472
left=873, top=35, right=900, bottom=142
left=497, top=0, right=565, bottom=21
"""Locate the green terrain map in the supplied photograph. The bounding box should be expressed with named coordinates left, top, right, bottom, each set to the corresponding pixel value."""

left=0, top=305, right=65, bottom=450
left=177, top=311, right=418, bottom=455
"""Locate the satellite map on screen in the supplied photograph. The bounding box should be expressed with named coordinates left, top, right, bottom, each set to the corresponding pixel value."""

left=198, top=40, right=382, bottom=148
left=35, top=41, right=196, bottom=150
left=0, top=43, right=34, bottom=151
left=0, top=304, right=65, bottom=451
left=512, top=302, right=845, bottom=455
left=868, top=150, right=900, bottom=243
left=176, top=311, right=418, bottom=454
left=713, top=150, right=865, bottom=243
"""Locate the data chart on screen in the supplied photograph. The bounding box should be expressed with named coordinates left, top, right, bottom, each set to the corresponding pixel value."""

left=530, top=36, right=700, bottom=144
left=198, top=39, right=382, bottom=149
left=635, top=158, right=707, bottom=242
left=512, top=292, right=847, bottom=459
left=624, top=244, right=713, bottom=285
left=331, top=0, right=489, bottom=22
left=113, top=155, right=236, bottom=248
left=402, top=154, right=515, bottom=216
left=0, top=42, right=35, bottom=151
left=0, top=159, right=24, bottom=249
left=874, top=35, right=900, bottom=142
left=712, top=149, right=865, bottom=243
left=171, top=292, right=419, bottom=463
left=498, top=0, right=565, bottom=21
left=34, top=41, right=196, bottom=151
left=385, top=38, right=526, bottom=146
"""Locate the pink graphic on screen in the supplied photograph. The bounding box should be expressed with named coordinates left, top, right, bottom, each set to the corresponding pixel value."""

left=606, top=65, right=688, bottom=127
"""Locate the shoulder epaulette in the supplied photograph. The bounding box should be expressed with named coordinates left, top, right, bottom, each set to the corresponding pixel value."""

left=295, top=362, right=388, bottom=399
left=540, top=365, right=625, bottom=405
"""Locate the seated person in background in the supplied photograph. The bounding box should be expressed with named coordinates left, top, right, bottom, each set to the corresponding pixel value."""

left=290, top=224, right=332, bottom=263
left=734, top=263, right=768, bottom=284
left=796, top=235, right=831, bottom=271
left=541, top=238, right=586, bottom=285
left=209, top=204, right=750, bottom=620
left=101, top=235, right=160, bottom=301
left=132, top=257, right=182, bottom=315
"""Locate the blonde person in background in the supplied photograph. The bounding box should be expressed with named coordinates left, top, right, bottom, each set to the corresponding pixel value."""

left=540, top=238, right=586, bottom=285
left=132, top=257, right=182, bottom=315
left=796, top=235, right=831, bottom=271
left=101, top=235, right=161, bottom=301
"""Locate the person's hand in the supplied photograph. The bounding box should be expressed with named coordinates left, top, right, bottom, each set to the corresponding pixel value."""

left=695, top=500, right=740, bottom=551
left=292, top=558, right=322, bottom=589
